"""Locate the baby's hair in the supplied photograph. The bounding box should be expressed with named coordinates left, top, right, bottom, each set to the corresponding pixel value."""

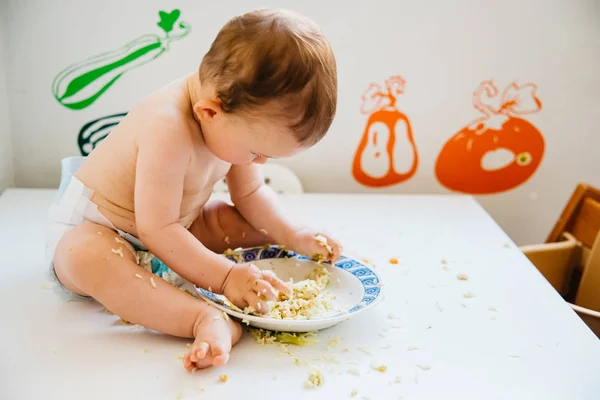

left=199, top=9, right=337, bottom=146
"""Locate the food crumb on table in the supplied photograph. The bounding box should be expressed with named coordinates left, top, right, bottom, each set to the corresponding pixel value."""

left=351, top=389, right=358, bottom=397
left=457, top=273, right=469, bottom=281
left=219, top=374, right=228, bottom=382
left=463, top=292, right=475, bottom=298
left=389, top=258, right=398, bottom=264
left=304, top=368, right=324, bottom=388
left=327, top=336, right=341, bottom=349
left=372, top=364, right=388, bottom=373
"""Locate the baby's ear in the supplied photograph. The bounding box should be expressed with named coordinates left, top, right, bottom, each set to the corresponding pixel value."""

left=193, top=99, right=222, bottom=121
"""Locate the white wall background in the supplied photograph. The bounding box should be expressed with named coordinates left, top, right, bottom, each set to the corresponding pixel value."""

left=0, top=6, right=14, bottom=192
left=1, top=0, right=599, bottom=245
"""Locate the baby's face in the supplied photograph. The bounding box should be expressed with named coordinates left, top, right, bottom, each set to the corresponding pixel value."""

left=204, top=113, right=305, bottom=165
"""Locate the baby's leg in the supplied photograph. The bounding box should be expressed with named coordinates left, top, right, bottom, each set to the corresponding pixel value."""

left=189, top=200, right=272, bottom=253
left=53, top=222, right=241, bottom=369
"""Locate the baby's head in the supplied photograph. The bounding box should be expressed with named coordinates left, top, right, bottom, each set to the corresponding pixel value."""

left=193, top=9, right=337, bottom=165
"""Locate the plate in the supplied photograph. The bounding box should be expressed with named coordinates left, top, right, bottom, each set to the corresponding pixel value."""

left=195, top=246, right=383, bottom=332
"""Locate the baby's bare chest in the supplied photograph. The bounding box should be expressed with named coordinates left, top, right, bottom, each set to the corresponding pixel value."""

left=178, top=158, right=231, bottom=225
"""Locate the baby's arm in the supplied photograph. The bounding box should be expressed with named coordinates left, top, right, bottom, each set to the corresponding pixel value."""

left=226, top=164, right=342, bottom=261
left=134, top=118, right=235, bottom=292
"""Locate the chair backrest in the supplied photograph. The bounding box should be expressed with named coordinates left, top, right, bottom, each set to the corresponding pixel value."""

left=212, top=164, right=304, bottom=194
left=546, top=183, right=600, bottom=248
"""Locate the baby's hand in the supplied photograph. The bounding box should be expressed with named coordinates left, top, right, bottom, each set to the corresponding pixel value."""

left=221, top=263, right=292, bottom=313
left=289, top=228, right=342, bottom=263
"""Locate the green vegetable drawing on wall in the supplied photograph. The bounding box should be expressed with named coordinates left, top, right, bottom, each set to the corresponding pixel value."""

left=52, top=9, right=190, bottom=110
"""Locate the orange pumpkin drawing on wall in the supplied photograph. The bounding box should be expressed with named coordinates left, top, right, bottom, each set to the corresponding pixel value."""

left=352, top=76, right=418, bottom=188
left=435, top=80, right=544, bottom=194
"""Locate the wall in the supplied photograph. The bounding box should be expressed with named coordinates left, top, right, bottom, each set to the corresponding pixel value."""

left=0, top=7, right=14, bottom=192
left=2, top=0, right=599, bottom=245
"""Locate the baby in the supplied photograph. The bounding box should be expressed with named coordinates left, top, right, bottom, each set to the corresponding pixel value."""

left=45, top=9, right=341, bottom=371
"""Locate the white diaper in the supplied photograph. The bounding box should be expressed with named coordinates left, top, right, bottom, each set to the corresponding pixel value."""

left=45, top=157, right=193, bottom=301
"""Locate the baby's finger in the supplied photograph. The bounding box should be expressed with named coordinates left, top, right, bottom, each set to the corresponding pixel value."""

left=253, top=279, right=278, bottom=301
left=262, top=270, right=293, bottom=297
left=331, top=241, right=342, bottom=263
left=243, top=292, right=269, bottom=314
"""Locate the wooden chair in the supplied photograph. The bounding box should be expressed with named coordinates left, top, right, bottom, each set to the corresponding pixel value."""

left=520, top=183, right=600, bottom=337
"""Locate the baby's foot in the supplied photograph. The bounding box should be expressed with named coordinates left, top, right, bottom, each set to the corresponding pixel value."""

left=183, top=308, right=241, bottom=371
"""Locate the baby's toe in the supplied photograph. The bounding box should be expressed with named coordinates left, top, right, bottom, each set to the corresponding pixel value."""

left=210, top=341, right=231, bottom=367
left=195, top=342, right=210, bottom=359
left=183, top=355, right=194, bottom=371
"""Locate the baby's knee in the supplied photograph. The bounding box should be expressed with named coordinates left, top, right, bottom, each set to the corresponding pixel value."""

left=54, top=224, right=134, bottom=288
left=202, top=200, right=241, bottom=230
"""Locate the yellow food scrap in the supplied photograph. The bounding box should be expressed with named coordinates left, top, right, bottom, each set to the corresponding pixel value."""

left=135, top=273, right=143, bottom=279
left=142, top=348, right=149, bottom=354
left=457, top=273, right=469, bottom=281
left=389, top=258, right=399, bottom=265
left=248, top=328, right=318, bottom=346
left=373, top=364, right=387, bottom=373
left=488, top=305, right=498, bottom=312
left=111, top=248, right=124, bottom=258
left=327, top=336, right=341, bottom=350
left=114, top=236, right=126, bottom=245
left=463, top=292, right=475, bottom=298
left=304, top=369, right=324, bottom=388
left=219, top=374, right=228, bottom=382
left=295, top=358, right=300, bottom=366
left=342, top=347, right=349, bottom=353
left=351, top=389, right=358, bottom=397
left=97, top=232, right=103, bottom=235
left=150, top=277, right=157, bottom=288
left=315, top=234, right=333, bottom=254
left=176, top=392, right=184, bottom=399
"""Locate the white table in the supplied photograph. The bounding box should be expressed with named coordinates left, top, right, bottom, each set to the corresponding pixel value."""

left=1, top=189, right=599, bottom=400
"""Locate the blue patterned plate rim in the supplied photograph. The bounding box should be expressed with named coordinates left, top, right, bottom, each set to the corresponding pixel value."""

left=196, top=245, right=383, bottom=324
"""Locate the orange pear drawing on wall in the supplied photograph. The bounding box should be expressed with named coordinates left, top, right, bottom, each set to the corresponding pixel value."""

left=352, top=76, right=418, bottom=188
left=435, top=81, right=544, bottom=194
